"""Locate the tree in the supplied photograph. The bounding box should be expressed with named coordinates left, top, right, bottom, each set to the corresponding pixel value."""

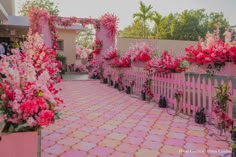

left=19, top=0, right=59, bottom=16
left=207, top=12, right=230, bottom=40
left=76, top=26, right=94, bottom=48
left=151, top=11, right=162, bottom=38
left=119, top=20, right=152, bottom=38
left=158, top=13, right=177, bottom=39
left=133, top=1, right=153, bottom=38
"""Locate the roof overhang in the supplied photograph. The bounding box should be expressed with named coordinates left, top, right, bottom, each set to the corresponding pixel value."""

left=1, top=16, right=84, bottom=30
left=0, top=3, right=8, bottom=21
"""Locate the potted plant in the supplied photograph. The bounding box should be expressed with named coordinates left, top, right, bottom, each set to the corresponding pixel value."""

left=213, top=82, right=233, bottom=135
left=0, top=32, right=63, bottom=157
left=174, top=89, right=183, bottom=114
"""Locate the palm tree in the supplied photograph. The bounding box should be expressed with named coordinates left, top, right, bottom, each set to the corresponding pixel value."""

left=152, top=11, right=162, bottom=38
left=133, top=1, right=153, bottom=38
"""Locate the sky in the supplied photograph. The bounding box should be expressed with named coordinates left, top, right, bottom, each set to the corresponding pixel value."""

left=15, top=0, right=236, bottom=29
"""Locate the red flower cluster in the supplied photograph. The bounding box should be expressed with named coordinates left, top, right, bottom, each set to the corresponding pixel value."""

left=104, top=48, right=118, bottom=60
left=213, top=104, right=233, bottom=129
left=135, top=51, right=151, bottom=62
left=38, top=110, right=54, bottom=126
left=100, top=13, right=118, bottom=41
left=110, top=55, right=131, bottom=68
left=91, top=39, right=103, bottom=55
left=145, top=52, right=187, bottom=73
left=185, top=41, right=236, bottom=65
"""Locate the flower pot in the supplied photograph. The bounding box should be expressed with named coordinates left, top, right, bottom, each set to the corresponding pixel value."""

left=216, top=62, right=236, bottom=76
left=0, top=123, right=41, bottom=157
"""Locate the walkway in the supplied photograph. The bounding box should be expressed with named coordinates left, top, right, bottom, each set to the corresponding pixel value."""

left=41, top=80, right=231, bottom=157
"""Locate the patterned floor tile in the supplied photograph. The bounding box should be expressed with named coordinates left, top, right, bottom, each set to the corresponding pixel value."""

left=72, top=141, right=96, bottom=151
left=135, top=148, right=160, bottom=157
left=41, top=81, right=231, bottom=157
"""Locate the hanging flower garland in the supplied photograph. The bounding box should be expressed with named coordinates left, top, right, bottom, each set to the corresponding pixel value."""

left=100, top=13, right=119, bottom=41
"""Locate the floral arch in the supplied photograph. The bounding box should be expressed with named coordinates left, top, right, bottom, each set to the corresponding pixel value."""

left=28, top=8, right=119, bottom=65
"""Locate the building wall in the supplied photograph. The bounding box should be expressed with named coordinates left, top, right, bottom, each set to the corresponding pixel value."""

left=57, top=29, right=79, bottom=65
left=117, top=38, right=198, bottom=57
left=0, top=0, right=15, bottom=16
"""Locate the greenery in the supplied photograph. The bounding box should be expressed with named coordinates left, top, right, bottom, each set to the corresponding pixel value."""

left=132, top=1, right=153, bottom=38
left=56, top=53, right=67, bottom=74
left=19, top=0, right=59, bottom=16
left=214, top=82, right=232, bottom=113
left=76, top=26, right=94, bottom=48
left=120, top=1, right=230, bottom=40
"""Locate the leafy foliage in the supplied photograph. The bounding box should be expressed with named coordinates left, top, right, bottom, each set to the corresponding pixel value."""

left=121, top=4, right=230, bottom=41
left=76, top=26, right=94, bottom=48
left=133, top=1, right=153, bottom=38
left=19, top=0, right=59, bottom=16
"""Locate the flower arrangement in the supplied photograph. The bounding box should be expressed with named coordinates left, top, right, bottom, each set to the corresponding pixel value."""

left=145, top=51, right=189, bottom=73
left=213, top=82, right=233, bottom=131
left=174, top=89, right=183, bottom=102
left=76, top=45, right=90, bottom=59
left=110, top=54, right=131, bottom=68
left=91, top=39, right=103, bottom=55
left=125, top=43, right=155, bottom=62
left=100, top=13, right=119, bottom=41
left=86, top=59, right=100, bottom=79
left=119, top=54, right=131, bottom=67
left=29, top=8, right=49, bottom=34
left=142, top=78, right=154, bottom=101
left=0, top=32, right=63, bottom=133
left=174, top=89, right=183, bottom=114
left=103, top=47, right=118, bottom=60
left=185, top=27, right=236, bottom=76
left=74, top=64, right=87, bottom=73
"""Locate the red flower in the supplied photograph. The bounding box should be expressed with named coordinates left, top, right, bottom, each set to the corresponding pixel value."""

left=38, top=110, right=54, bottom=126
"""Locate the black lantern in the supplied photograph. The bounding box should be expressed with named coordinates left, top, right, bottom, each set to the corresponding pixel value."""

left=141, top=90, right=146, bottom=100
left=158, top=95, right=167, bottom=108
left=126, top=86, right=131, bottom=94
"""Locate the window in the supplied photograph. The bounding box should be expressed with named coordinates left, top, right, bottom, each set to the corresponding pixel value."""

left=57, top=40, right=64, bottom=51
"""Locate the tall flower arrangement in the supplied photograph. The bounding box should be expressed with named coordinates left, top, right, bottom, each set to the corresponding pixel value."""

left=0, top=32, right=63, bottom=132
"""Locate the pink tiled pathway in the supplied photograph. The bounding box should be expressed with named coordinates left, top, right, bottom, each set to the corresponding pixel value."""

left=41, top=80, right=231, bottom=157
